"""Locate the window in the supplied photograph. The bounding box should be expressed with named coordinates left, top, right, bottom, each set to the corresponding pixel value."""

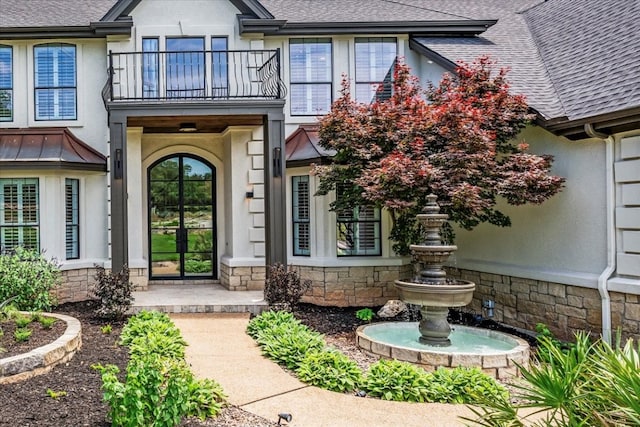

left=65, top=179, right=79, bottom=259
left=211, top=37, right=228, bottom=98
left=0, top=45, right=12, bottom=122
left=354, top=37, right=396, bottom=103
left=142, top=38, right=159, bottom=98
left=0, top=178, right=39, bottom=252
left=336, top=188, right=381, bottom=256
left=34, top=43, right=76, bottom=120
left=166, top=37, right=205, bottom=98
left=289, top=38, right=332, bottom=115
left=292, top=176, right=310, bottom=256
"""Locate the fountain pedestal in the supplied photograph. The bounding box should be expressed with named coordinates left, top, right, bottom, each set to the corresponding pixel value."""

left=394, top=194, right=475, bottom=346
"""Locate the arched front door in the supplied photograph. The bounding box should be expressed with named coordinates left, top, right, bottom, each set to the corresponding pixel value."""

left=148, top=155, right=216, bottom=279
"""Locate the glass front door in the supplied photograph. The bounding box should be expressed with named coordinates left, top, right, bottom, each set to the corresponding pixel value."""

left=148, top=155, right=216, bottom=279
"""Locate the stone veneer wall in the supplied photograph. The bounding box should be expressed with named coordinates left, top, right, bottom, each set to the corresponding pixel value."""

left=220, top=264, right=266, bottom=291
left=298, top=264, right=413, bottom=307
left=449, top=268, right=640, bottom=342
left=53, top=267, right=147, bottom=304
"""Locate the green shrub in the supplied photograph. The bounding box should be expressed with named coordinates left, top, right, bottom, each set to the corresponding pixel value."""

left=94, top=311, right=226, bottom=427
left=255, top=322, right=325, bottom=369
left=14, top=314, right=32, bottom=328
left=296, top=349, right=363, bottom=393
left=428, top=367, right=507, bottom=404
left=0, top=247, right=60, bottom=311
left=264, top=263, right=311, bottom=311
left=14, top=327, right=32, bottom=342
left=355, top=308, right=374, bottom=322
left=466, top=332, right=640, bottom=427
left=363, top=359, right=431, bottom=402
left=92, top=264, right=134, bottom=320
left=362, top=359, right=428, bottom=402
left=38, top=315, right=57, bottom=329
left=246, top=310, right=300, bottom=339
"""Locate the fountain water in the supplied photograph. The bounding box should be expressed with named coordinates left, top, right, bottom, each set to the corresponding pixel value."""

left=356, top=195, right=530, bottom=378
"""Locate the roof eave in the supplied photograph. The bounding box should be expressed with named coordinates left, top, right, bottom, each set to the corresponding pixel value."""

left=240, top=19, right=496, bottom=36
left=0, top=161, right=107, bottom=172
left=541, top=106, right=640, bottom=140
left=408, top=37, right=457, bottom=70
left=0, top=20, right=133, bottom=39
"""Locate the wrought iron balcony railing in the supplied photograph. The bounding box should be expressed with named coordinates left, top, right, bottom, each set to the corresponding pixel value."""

left=105, top=49, right=285, bottom=102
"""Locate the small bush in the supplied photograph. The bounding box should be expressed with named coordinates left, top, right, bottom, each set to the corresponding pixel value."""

left=92, top=264, right=134, bottom=320
left=14, top=314, right=32, bottom=328
left=14, top=327, right=32, bottom=342
left=255, top=322, right=325, bottom=370
left=296, top=349, right=363, bottom=392
left=0, top=247, right=60, bottom=311
left=363, top=359, right=431, bottom=402
left=38, top=316, right=57, bottom=329
left=264, top=263, right=311, bottom=311
left=428, top=367, right=507, bottom=404
left=246, top=310, right=300, bottom=339
left=183, top=260, right=211, bottom=273
left=94, top=310, right=226, bottom=427
left=355, top=308, right=374, bottom=322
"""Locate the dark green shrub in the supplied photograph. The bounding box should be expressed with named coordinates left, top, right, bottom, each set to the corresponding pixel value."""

left=0, top=247, right=60, bottom=311
left=92, top=265, right=134, bottom=320
left=264, top=263, right=311, bottom=311
left=428, top=367, right=507, bottom=404
left=296, top=349, right=363, bottom=392
left=363, top=359, right=431, bottom=402
left=255, top=322, right=324, bottom=369
left=246, top=310, right=300, bottom=339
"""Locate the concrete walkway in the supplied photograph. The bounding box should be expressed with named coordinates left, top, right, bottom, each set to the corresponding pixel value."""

left=171, top=313, right=477, bottom=427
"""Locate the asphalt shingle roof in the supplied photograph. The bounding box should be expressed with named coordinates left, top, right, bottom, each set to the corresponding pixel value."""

left=523, top=0, right=640, bottom=121
left=0, top=0, right=116, bottom=27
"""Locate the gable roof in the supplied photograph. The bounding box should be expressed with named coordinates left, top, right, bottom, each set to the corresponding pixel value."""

left=411, top=0, right=640, bottom=138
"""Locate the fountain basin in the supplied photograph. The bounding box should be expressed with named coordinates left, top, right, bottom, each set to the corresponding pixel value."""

left=394, top=280, right=475, bottom=307
left=357, top=322, right=530, bottom=379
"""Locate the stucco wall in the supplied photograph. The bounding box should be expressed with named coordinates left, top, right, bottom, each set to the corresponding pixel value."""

left=453, top=126, right=607, bottom=287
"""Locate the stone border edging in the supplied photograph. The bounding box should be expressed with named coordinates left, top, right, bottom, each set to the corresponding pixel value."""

left=0, top=312, right=82, bottom=384
left=357, top=323, right=530, bottom=379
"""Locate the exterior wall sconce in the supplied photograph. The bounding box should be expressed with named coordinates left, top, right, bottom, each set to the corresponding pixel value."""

left=246, top=191, right=254, bottom=198
left=178, top=122, right=198, bottom=132
left=114, top=148, right=123, bottom=179
left=273, top=147, right=282, bottom=177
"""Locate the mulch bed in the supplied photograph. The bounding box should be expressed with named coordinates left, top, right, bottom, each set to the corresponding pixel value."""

left=0, top=301, right=277, bottom=427
left=1, top=316, right=67, bottom=359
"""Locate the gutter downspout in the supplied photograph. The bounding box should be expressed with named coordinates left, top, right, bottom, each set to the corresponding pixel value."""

left=585, top=123, right=615, bottom=344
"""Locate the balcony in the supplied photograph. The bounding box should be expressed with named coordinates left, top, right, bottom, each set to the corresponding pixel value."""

left=104, top=49, right=285, bottom=103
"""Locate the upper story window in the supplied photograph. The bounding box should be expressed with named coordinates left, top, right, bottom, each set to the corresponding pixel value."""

left=355, top=37, right=396, bottom=103
left=292, top=175, right=310, bottom=256
left=34, top=43, right=77, bottom=120
left=166, top=37, right=205, bottom=98
left=142, top=38, right=159, bottom=99
left=0, top=178, right=39, bottom=252
left=289, top=38, right=332, bottom=115
left=211, top=37, right=228, bottom=98
left=0, top=45, right=12, bottom=122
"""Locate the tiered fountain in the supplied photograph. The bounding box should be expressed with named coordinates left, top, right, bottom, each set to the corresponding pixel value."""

left=356, top=195, right=530, bottom=378
left=394, top=194, right=475, bottom=346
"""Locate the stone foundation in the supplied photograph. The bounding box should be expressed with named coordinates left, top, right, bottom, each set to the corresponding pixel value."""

left=297, top=264, right=413, bottom=307
left=220, top=264, right=266, bottom=291
left=449, top=268, right=640, bottom=342
left=54, top=267, right=147, bottom=305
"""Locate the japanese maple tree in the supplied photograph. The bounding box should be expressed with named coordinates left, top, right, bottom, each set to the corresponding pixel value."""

left=313, top=56, right=565, bottom=255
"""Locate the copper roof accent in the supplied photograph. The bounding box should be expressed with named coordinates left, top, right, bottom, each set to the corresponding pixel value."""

left=0, top=128, right=107, bottom=171
left=285, top=124, right=335, bottom=167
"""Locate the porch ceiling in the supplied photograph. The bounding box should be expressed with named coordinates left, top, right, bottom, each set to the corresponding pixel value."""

left=128, top=115, right=264, bottom=134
